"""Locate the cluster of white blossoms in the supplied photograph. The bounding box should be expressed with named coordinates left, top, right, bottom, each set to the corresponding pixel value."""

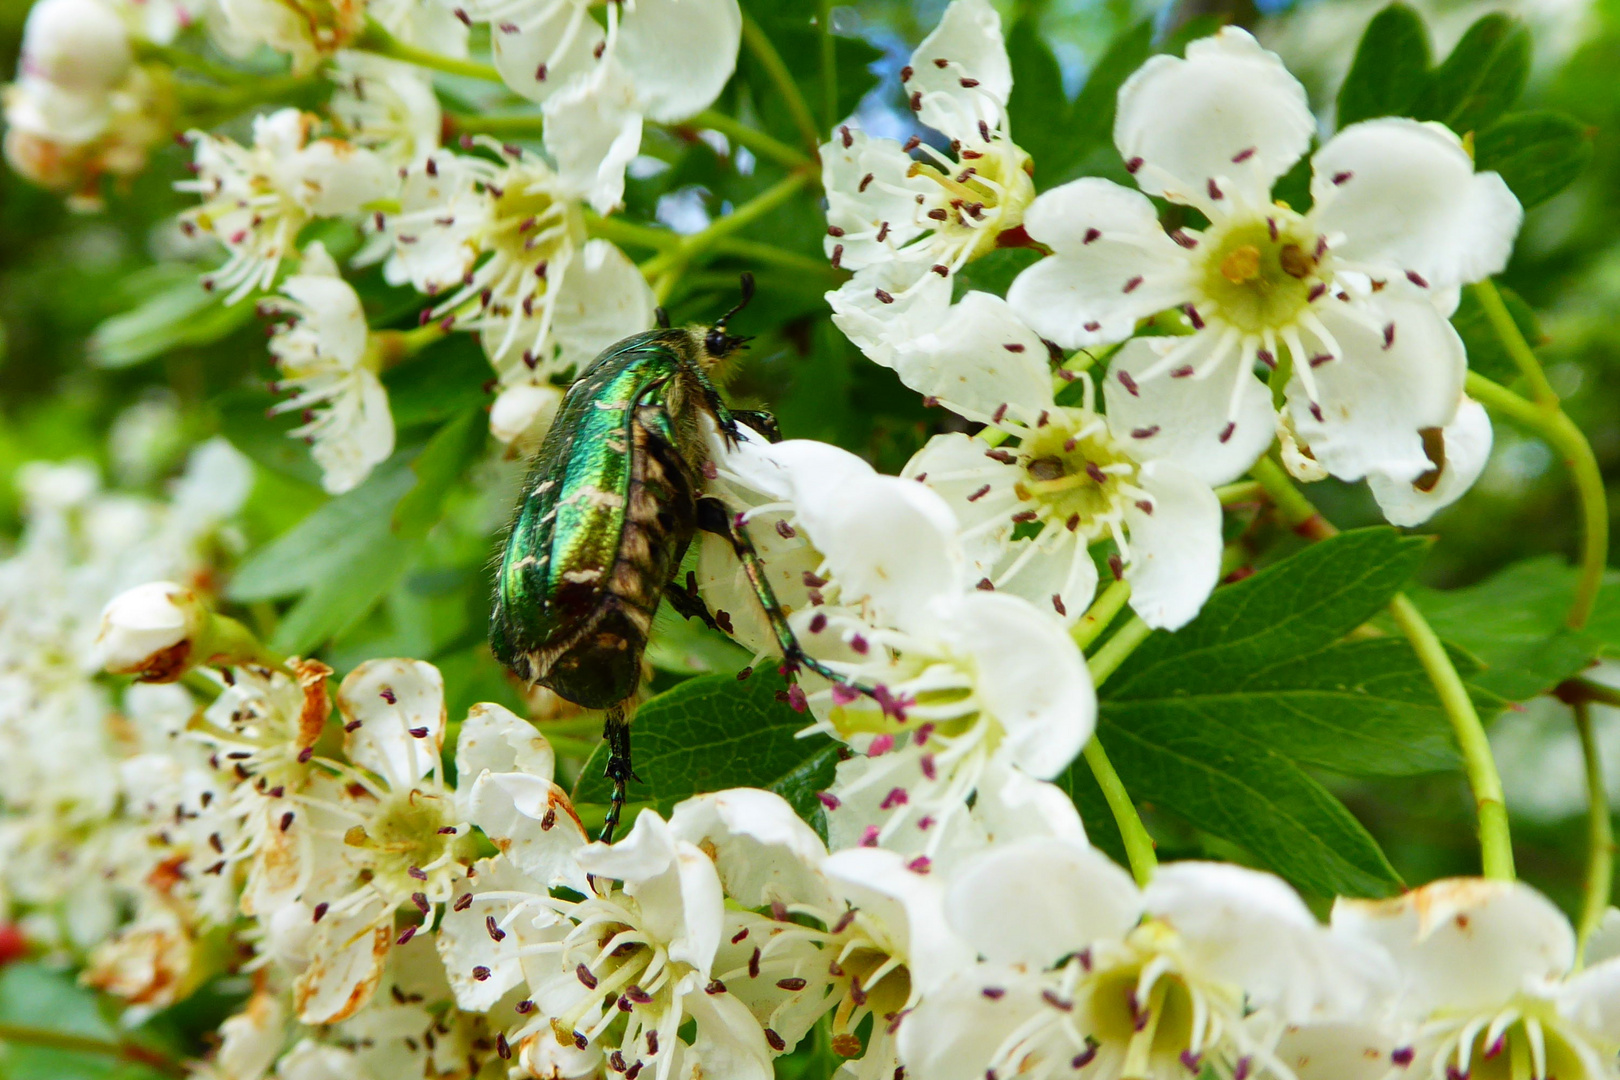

left=822, top=0, right=1519, bottom=631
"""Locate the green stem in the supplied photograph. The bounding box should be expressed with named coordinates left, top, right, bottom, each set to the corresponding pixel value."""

left=449, top=112, right=545, bottom=138
left=1389, top=592, right=1514, bottom=880
left=1472, top=279, right=1558, bottom=409
left=177, top=73, right=314, bottom=124
left=0, top=1024, right=186, bottom=1079
left=818, top=0, right=837, bottom=129
left=1467, top=372, right=1609, bottom=630
left=1087, top=615, right=1152, bottom=686
left=1566, top=677, right=1620, bottom=710
left=1083, top=741, right=1156, bottom=886
left=355, top=18, right=503, bottom=83
left=688, top=109, right=811, bottom=171
left=1575, top=698, right=1613, bottom=965
left=1215, top=480, right=1266, bottom=506
left=1249, top=456, right=1336, bottom=540
left=638, top=171, right=813, bottom=281
left=585, top=213, right=680, bottom=252
left=741, top=14, right=822, bottom=152
left=707, top=238, right=841, bottom=281
left=1072, top=579, right=1131, bottom=652
left=134, top=41, right=254, bottom=84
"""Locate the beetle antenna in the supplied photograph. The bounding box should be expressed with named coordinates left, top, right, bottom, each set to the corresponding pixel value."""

left=714, top=272, right=755, bottom=330
left=654, top=306, right=670, bottom=329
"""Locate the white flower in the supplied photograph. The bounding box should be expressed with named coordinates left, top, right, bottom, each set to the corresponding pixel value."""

left=700, top=436, right=1097, bottom=855
left=866, top=286, right=1227, bottom=629
left=823, top=0, right=1032, bottom=327
left=178, top=110, right=393, bottom=302
left=1006, top=28, right=1522, bottom=525
left=1333, top=878, right=1620, bottom=1080
left=16, top=0, right=130, bottom=95
left=96, top=581, right=206, bottom=680
left=215, top=0, right=363, bottom=72
left=900, top=842, right=1394, bottom=1080
left=328, top=56, right=442, bottom=168
left=464, top=0, right=741, bottom=210
left=445, top=809, right=773, bottom=1080
left=280, top=660, right=574, bottom=1023
left=262, top=243, right=395, bottom=495
left=668, top=788, right=974, bottom=1076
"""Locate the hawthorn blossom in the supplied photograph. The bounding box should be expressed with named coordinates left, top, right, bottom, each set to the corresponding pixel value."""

left=457, top=0, right=741, bottom=211
left=823, top=0, right=1033, bottom=330
left=178, top=109, right=392, bottom=302
left=444, top=808, right=774, bottom=1080
left=899, top=840, right=1394, bottom=1080
left=328, top=56, right=442, bottom=168
left=262, top=243, right=395, bottom=495
left=1006, top=28, right=1521, bottom=526
left=374, top=142, right=650, bottom=399
left=1333, top=878, right=1620, bottom=1080
left=699, top=435, right=1096, bottom=857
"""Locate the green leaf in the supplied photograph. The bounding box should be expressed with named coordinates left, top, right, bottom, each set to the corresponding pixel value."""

left=227, top=463, right=415, bottom=602
left=87, top=265, right=256, bottom=368
left=645, top=602, right=751, bottom=676
left=1474, top=110, right=1593, bottom=209
left=384, top=338, right=493, bottom=430
left=1089, top=719, right=1402, bottom=898
left=1450, top=283, right=1543, bottom=383
left=270, top=531, right=416, bottom=653
left=1410, top=557, right=1620, bottom=704
left=1006, top=17, right=1073, bottom=187
left=1081, top=529, right=1430, bottom=897
left=1411, top=13, right=1530, bottom=133
left=215, top=388, right=325, bottom=489
left=1108, top=528, right=1431, bottom=695
left=1336, top=4, right=1431, bottom=127
left=574, top=670, right=840, bottom=829
left=953, top=247, right=1042, bottom=300
left=392, top=408, right=488, bottom=539
left=1066, top=19, right=1155, bottom=166
left=0, top=962, right=167, bottom=1080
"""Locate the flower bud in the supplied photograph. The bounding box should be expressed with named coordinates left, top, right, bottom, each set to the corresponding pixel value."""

left=490, top=382, right=563, bottom=455
left=18, top=0, right=131, bottom=95
left=96, top=581, right=207, bottom=681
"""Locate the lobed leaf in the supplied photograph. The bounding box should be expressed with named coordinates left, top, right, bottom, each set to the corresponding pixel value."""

left=1410, top=13, right=1530, bottom=134
left=1337, top=3, right=1431, bottom=128
left=1474, top=110, right=1594, bottom=209
left=575, top=669, right=840, bottom=831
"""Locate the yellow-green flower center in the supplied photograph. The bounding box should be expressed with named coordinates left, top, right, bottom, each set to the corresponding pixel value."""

left=344, top=788, right=462, bottom=897
left=1198, top=213, right=1323, bottom=335
left=910, top=139, right=1034, bottom=263
left=1013, top=413, right=1140, bottom=541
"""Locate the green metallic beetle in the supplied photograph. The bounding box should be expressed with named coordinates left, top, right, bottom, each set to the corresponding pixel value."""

left=491, top=276, right=841, bottom=842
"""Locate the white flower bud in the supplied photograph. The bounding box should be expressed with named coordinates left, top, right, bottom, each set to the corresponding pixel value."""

left=96, top=581, right=206, bottom=681
left=18, top=0, right=131, bottom=95
left=518, top=1028, right=602, bottom=1080
left=490, top=382, right=563, bottom=454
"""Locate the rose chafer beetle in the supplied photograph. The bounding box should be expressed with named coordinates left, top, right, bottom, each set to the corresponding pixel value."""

left=491, top=276, right=856, bottom=842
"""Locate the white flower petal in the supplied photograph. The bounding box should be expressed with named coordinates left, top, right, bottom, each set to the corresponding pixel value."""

left=1104, top=337, right=1276, bottom=488
left=309, top=369, right=395, bottom=495
left=895, top=967, right=1047, bottom=1080
left=680, top=980, right=775, bottom=1080
left=934, top=591, right=1094, bottom=779
left=469, top=773, right=589, bottom=890
left=1367, top=395, right=1491, bottom=526
left=435, top=858, right=544, bottom=1010
left=1559, top=954, right=1620, bottom=1039
left=488, top=382, right=564, bottom=449
left=287, top=140, right=393, bottom=217
left=337, top=658, right=446, bottom=789
left=886, top=291, right=1054, bottom=418
left=547, top=238, right=655, bottom=371
left=456, top=702, right=556, bottom=792
left=1115, top=28, right=1314, bottom=207
left=292, top=906, right=392, bottom=1024
left=667, top=788, right=835, bottom=911
left=1286, top=297, right=1466, bottom=484
left=1311, top=118, right=1522, bottom=288
left=944, top=837, right=1140, bottom=967
left=906, top=0, right=1012, bottom=139
left=1008, top=178, right=1194, bottom=349
left=1122, top=460, right=1222, bottom=630
left=616, top=0, right=741, bottom=123
left=822, top=130, right=930, bottom=272
left=828, top=259, right=953, bottom=365
left=579, top=811, right=725, bottom=976
left=280, top=264, right=367, bottom=369
left=490, top=7, right=603, bottom=105
left=1274, top=1022, right=1400, bottom=1080
left=1332, top=878, right=1576, bottom=1017
left=543, top=60, right=643, bottom=214
left=1149, top=861, right=1393, bottom=1022
left=821, top=846, right=973, bottom=996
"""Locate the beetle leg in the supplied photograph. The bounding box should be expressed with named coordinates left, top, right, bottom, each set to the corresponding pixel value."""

left=664, top=569, right=723, bottom=631
left=694, top=497, right=879, bottom=700
left=728, top=409, right=782, bottom=444
left=599, top=699, right=639, bottom=844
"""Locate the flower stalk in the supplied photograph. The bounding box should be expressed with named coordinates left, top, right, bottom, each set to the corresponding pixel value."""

left=0, top=1023, right=186, bottom=1079
left=354, top=18, right=502, bottom=83
left=1573, top=697, right=1614, bottom=964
